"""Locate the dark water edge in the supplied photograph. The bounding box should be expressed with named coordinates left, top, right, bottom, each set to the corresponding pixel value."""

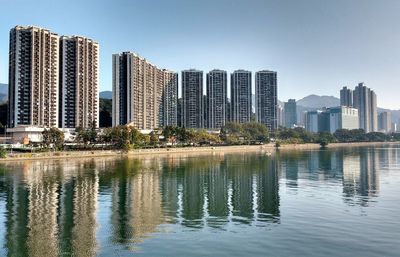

left=0, top=145, right=399, bottom=256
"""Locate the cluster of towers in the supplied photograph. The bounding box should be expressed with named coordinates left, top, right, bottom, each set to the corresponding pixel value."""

left=340, top=83, right=378, bottom=133
left=112, top=55, right=278, bottom=131
left=8, top=26, right=99, bottom=129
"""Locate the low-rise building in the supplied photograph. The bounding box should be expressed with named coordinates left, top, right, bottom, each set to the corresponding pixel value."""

left=305, top=106, right=359, bottom=133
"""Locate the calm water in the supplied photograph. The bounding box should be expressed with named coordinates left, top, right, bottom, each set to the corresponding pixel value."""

left=0, top=146, right=400, bottom=257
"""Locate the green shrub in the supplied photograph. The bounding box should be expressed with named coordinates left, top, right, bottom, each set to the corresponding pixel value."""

left=0, top=146, right=7, bottom=158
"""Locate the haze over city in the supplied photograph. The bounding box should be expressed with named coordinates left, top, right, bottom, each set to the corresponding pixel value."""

left=0, top=0, right=399, bottom=109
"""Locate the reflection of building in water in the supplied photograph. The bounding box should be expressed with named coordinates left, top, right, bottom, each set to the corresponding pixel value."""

left=256, top=157, right=280, bottom=223
left=111, top=158, right=164, bottom=245
left=281, top=153, right=300, bottom=188
left=181, top=159, right=206, bottom=228
left=159, top=153, right=281, bottom=229
left=342, top=149, right=379, bottom=206
left=3, top=159, right=99, bottom=257
left=206, top=162, right=229, bottom=227
left=229, top=156, right=254, bottom=223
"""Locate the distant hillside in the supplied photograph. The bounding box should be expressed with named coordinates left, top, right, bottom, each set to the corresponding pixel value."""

left=0, top=83, right=7, bottom=94
left=0, top=83, right=7, bottom=103
left=297, top=94, right=340, bottom=109
left=100, top=91, right=112, bottom=99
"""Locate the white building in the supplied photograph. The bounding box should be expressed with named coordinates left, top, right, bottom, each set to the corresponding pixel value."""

left=329, top=106, right=359, bottom=133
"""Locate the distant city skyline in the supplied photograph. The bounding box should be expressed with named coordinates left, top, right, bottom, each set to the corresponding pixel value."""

left=1, top=0, right=400, bottom=109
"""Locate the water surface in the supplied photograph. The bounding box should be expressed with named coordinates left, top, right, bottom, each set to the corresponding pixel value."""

left=0, top=145, right=399, bottom=256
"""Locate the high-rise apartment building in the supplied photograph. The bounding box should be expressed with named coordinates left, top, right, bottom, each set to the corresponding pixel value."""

left=353, top=83, right=377, bottom=133
left=160, top=70, right=178, bottom=127
left=181, top=69, right=203, bottom=128
left=231, top=70, right=252, bottom=123
left=340, top=86, right=353, bottom=107
left=284, top=99, right=297, bottom=128
left=255, top=70, right=277, bottom=131
left=8, top=26, right=60, bottom=128
left=277, top=105, right=284, bottom=127
left=112, top=52, right=177, bottom=129
left=206, top=69, right=227, bottom=129
left=378, top=112, right=392, bottom=133
left=60, top=36, right=99, bottom=128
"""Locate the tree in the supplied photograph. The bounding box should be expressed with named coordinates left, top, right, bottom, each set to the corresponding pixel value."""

left=76, top=125, right=98, bottom=147
left=242, top=122, right=269, bottom=143
left=42, top=128, right=65, bottom=150
left=316, top=132, right=335, bottom=147
left=0, top=146, right=6, bottom=158
left=220, top=122, right=244, bottom=145
left=163, top=125, right=178, bottom=143
left=149, top=131, right=159, bottom=146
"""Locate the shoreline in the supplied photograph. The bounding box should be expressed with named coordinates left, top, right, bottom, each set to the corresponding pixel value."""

left=0, top=141, right=399, bottom=162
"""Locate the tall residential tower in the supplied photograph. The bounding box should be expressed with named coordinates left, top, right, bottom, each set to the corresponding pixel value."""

left=60, top=36, right=99, bottom=128
left=353, top=83, right=377, bottom=133
left=112, top=52, right=177, bottom=129
left=231, top=70, right=252, bottom=123
left=8, top=26, right=60, bottom=128
left=181, top=69, right=203, bottom=128
left=206, top=69, right=227, bottom=129
left=284, top=99, right=297, bottom=128
left=340, top=86, right=353, bottom=107
left=255, top=70, right=277, bottom=131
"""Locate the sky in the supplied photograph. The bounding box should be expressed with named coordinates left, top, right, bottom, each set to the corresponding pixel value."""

left=0, top=0, right=400, bottom=109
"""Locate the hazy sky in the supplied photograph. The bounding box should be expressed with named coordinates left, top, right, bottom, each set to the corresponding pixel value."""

left=0, top=0, right=399, bottom=109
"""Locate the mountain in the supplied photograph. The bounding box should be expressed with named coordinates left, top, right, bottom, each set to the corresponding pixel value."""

left=297, top=94, right=340, bottom=109
left=0, top=83, right=7, bottom=95
left=100, top=91, right=112, bottom=99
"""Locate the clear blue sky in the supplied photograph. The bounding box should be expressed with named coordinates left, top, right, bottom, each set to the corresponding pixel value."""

left=1, top=0, right=399, bottom=109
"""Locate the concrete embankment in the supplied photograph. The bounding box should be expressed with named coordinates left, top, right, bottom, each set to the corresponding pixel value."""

left=0, top=141, right=398, bottom=162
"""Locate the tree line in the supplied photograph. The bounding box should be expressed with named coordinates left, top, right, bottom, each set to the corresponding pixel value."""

left=35, top=123, right=400, bottom=152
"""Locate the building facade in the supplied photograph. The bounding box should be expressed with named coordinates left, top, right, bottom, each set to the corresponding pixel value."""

left=340, top=86, right=353, bottom=107
left=306, top=106, right=359, bottom=133
left=328, top=106, right=359, bottom=133
left=160, top=70, right=178, bottom=127
left=206, top=69, right=227, bottom=129
left=60, top=36, right=99, bottom=128
left=353, top=83, right=377, bottom=133
left=231, top=70, right=252, bottom=123
left=378, top=112, right=392, bottom=133
left=255, top=70, right=278, bottom=131
left=305, top=110, right=321, bottom=133
left=8, top=26, right=60, bottom=128
left=181, top=69, right=203, bottom=128
left=112, top=52, right=177, bottom=129
left=284, top=99, right=297, bottom=128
